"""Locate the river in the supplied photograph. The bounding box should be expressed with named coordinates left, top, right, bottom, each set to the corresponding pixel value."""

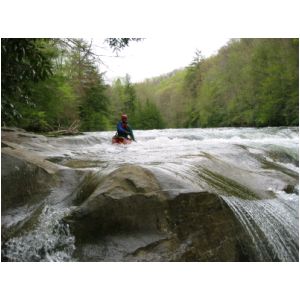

left=1, top=127, right=299, bottom=261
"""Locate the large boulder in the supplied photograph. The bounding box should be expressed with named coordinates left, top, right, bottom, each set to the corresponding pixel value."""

left=64, top=165, right=169, bottom=240
left=125, top=191, right=244, bottom=262
left=1, top=147, right=60, bottom=212
left=64, top=164, right=247, bottom=261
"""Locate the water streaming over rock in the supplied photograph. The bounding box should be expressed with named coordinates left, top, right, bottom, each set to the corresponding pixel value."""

left=1, top=127, right=299, bottom=261
left=2, top=205, right=75, bottom=262
left=223, top=192, right=298, bottom=261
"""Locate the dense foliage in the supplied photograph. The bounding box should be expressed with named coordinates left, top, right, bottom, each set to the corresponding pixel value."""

left=1, top=39, right=54, bottom=123
left=108, top=75, right=165, bottom=129
left=1, top=38, right=298, bottom=132
left=135, top=38, right=299, bottom=128
left=1, top=38, right=142, bottom=132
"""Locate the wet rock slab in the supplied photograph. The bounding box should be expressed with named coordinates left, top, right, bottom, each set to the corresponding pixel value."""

left=2, top=128, right=298, bottom=261
left=64, top=164, right=246, bottom=261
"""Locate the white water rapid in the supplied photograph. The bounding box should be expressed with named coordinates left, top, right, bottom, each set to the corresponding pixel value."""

left=2, top=127, right=299, bottom=261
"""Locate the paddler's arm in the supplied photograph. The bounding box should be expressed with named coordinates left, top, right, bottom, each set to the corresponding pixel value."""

left=128, top=126, right=136, bottom=141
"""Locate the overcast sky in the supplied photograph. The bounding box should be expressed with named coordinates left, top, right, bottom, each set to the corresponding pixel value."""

left=93, top=37, right=231, bottom=84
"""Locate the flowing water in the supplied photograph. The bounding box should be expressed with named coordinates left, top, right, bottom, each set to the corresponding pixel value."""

left=2, top=127, right=299, bottom=261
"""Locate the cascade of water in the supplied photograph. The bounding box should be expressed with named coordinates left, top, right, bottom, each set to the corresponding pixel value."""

left=2, top=205, right=75, bottom=262
left=224, top=191, right=299, bottom=261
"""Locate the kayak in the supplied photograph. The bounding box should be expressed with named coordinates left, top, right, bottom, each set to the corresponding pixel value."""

left=112, top=136, right=132, bottom=144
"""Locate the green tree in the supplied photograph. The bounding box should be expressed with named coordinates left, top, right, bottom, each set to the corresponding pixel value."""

left=184, top=49, right=204, bottom=98
left=135, top=99, right=165, bottom=129
left=123, top=74, right=137, bottom=115
left=1, top=38, right=55, bottom=124
left=109, top=74, right=138, bottom=126
left=58, top=39, right=111, bottom=131
left=79, top=68, right=110, bottom=131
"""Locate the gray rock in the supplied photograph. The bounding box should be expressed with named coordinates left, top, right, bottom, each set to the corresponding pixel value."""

left=64, top=165, right=169, bottom=240
left=1, top=151, right=58, bottom=212
left=64, top=164, right=247, bottom=261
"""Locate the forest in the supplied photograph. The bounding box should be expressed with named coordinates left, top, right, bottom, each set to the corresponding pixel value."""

left=1, top=38, right=299, bottom=132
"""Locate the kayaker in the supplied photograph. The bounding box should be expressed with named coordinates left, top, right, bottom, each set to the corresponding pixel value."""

left=116, top=114, right=135, bottom=141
